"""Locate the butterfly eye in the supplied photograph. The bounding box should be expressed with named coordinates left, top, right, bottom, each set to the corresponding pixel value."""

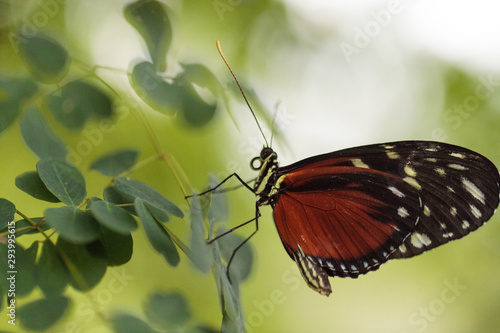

left=250, top=156, right=263, bottom=170
left=260, top=147, right=275, bottom=160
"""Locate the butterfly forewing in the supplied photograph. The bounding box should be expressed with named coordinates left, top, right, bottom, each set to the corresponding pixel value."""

left=271, top=141, right=500, bottom=280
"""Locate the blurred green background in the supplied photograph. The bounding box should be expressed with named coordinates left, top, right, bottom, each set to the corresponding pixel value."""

left=1, top=0, right=500, bottom=332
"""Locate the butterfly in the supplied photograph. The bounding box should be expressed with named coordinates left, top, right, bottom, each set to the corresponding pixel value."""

left=206, top=42, right=500, bottom=296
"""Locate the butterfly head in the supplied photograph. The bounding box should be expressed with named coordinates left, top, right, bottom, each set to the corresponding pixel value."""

left=251, top=147, right=277, bottom=171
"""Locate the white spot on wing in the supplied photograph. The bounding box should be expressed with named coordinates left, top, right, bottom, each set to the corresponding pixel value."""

left=470, top=204, right=482, bottom=219
left=450, top=207, right=457, bottom=216
left=351, top=158, right=369, bottom=169
left=404, top=164, right=417, bottom=177
left=389, top=186, right=405, bottom=198
left=410, top=232, right=432, bottom=248
left=425, top=158, right=438, bottom=162
left=404, top=177, right=422, bottom=190
left=398, top=244, right=407, bottom=253
left=398, top=207, right=409, bottom=218
left=448, top=163, right=468, bottom=170
left=386, top=151, right=400, bottom=159
left=435, top=168, right=446, bottom=177
left=423, top=205, right=431, bottom=217
left=461, top=177, right=486, bottom=204
left=450, top=152, right=466, bottom=159
left=462, top=220, right=470, bottom=229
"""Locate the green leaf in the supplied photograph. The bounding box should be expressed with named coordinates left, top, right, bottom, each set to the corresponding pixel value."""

left=90, top=149, right=139, bottom=176
left=210, top=224, right=244, bottom=333
left=86, top=227, right=133, bottom=266
left=217, top=227, right=253, bottom=283
left=0, top=76, right=37, bottom=135
left=189, top=195, right=212, bottom=273
left=90, top=201, right=137, bottom=234
left=45, top=206, right=100, bottom=244
left=0, top=243, right=39, bottom=298
left=15, top=171, right=61, bottom=203
left=207, top=176, right=229, bottom=222
left=104, top=185, right=136, bottom=211
left=46, top=80, right=114, bottom=130
left=111, top=313, right=158, bottom=333
left=37, top=158, right=86, bottom=206
left=145, top=291, right=191, bottom=328
left=18, top=296, right=70, bottom=331
left=179, top=82, right=217, bottom=127
left=0, top=198, right=16, bottom=230
left=56, top=238, right=107, bottom=291
left=129, top=61, right=183, bottom=114
left=125, top=0, right=172, bottom=71
left=179, top=63, right=221, bottom=96
left=20, top=108, right=67, bottom=160
left=36, top=241, right=69, bottom=295
left=15, top=32, right=69, bottom=83
left=115, top=177, right=183, bottom=218
left=16, top=242, right=39, bottom=297
left=135, top=198, right=179, bottom=266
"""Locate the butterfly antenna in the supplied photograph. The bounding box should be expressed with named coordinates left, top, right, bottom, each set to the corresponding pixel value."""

left=216, top=41, right=269, bottom=147
left=269, top=101, right=282, bottom=148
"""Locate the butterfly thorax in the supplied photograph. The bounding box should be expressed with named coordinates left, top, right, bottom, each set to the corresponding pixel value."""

left=253, top=147, right=282, bottom=207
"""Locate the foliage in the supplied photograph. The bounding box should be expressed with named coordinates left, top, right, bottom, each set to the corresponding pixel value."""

left=0, top=1, right=254, bottom=331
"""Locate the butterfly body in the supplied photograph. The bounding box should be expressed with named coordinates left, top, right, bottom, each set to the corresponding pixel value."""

left=252, top=141, right=500, bottom=296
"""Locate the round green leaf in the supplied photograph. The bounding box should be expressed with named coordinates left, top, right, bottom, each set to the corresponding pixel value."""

left=0, top=76, right=37, bottom=135
left=135, top=198, right=179, bottom=266
left=20, top=108, right=67, bottom=160
left=18, top=296, right=70, bottom=331
left=15, top=171, right=61, bottom=202
left=36, top=240, right=69, bottom=295
left=37, top=158, right=86, bottom=206
left=56, top=238, right=107, bottom=291
left=189, top=196, right=212, bottom=273
left=104, top=186, right=137, bottom=216
left=145, top=292, right=191, bottom=328
left=207, top=177, right=229, bottom=222
left=45, top=206, right=100, bottom=244
left=217, top=227, right=253, bottom=283
left=16, top=242, right=39, bottom=297
left=15, top=32, right=69, bottom=83
left=179, top=63, right=220, bottom=96
left=110, top=313, right=158, bottom=333
left=46, top=80, right=114, bottom=130
left=86, top=227, right=133, bottom=266
left=0, top=198, right=16, bottom=229
left=179, top=83, right=217, bottom=127
left=129, top=61, right=182, bottom=114
left=125, top=0, right=172, bottom=71
left=115, top=177, right=183, bottom=218
left=90, top=149, right=139, bottom=176
left=90, top=201, right=137, bottom=234
left=0, top=243, right=38, bottom=297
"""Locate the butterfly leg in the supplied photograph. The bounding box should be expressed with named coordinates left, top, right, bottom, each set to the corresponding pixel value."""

left=185, top=172, right=255, bottom=198
left=222, top=204, right=261, bottom=283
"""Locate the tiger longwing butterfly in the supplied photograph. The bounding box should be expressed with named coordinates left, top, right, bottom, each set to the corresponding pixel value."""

left=207, top=41, right=500, bottom=296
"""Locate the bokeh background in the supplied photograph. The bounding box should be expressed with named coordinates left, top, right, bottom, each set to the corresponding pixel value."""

left=1, top=0, right=500, bottom=332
